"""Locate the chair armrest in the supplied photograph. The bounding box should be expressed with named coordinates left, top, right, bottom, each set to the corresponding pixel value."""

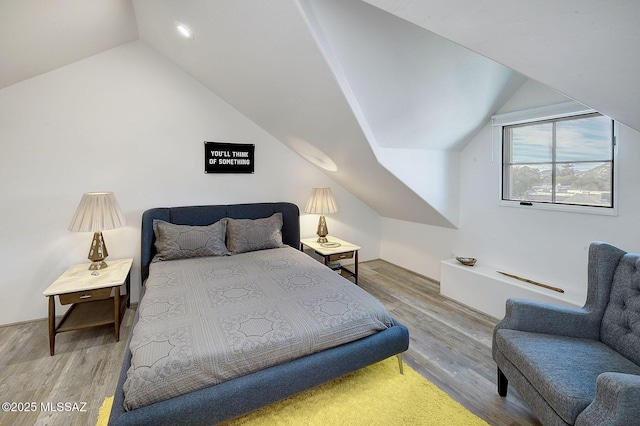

left=495, top=298, right=601, bottom=340
left=576, top=373, right=640, bottom=426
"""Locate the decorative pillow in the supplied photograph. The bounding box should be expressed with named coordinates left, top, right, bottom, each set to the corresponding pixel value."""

left=152, top=219, right=228, bottom=262
left=226, top=213, right=284, bottom=254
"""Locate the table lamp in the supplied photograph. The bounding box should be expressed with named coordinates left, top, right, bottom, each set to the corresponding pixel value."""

left=304, top=187, right=338, bottom=244
left=68, top=192, right=126, bottom=270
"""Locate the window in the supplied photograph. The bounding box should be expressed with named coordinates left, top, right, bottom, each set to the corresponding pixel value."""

left=502, top=113, right=614, bottom=209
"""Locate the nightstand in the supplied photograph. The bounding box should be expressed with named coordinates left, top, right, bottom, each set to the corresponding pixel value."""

left=301, top=237, right=360, bottom=284
left=43, top=258, right=132, bottom=356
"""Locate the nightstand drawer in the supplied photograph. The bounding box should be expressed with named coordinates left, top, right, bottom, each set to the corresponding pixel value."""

left=59, top=287, right=112, bottom=305
left=328, top=251, right=354, bottom=262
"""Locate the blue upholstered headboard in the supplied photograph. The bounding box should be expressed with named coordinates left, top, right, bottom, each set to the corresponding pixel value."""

left=140, top=202, right=300, bottom=282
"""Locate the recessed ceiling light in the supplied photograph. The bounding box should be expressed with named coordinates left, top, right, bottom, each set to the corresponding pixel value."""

left=176, top=23, right=193, bottom=39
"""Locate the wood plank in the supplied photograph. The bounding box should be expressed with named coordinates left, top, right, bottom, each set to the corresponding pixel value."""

left=56, top=300, right=115, bottom=332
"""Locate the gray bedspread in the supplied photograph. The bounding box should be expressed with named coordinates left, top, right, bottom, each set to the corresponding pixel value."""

left=123, top=246, right=393, bottom=410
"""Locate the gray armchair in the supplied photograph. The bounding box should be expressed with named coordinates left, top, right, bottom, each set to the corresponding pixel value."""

left=492, top=242, right=640, bottom=426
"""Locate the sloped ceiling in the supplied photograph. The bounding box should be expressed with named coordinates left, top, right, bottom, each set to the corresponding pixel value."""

left=297, top=0, right=525, bottom=225
left=364, top=0, right=640, bottom=132
left=0, top=0, right=138, bottom=89
left=2, top=0, right=638, bottom=227
left=300, top=0, right=524, bottom=151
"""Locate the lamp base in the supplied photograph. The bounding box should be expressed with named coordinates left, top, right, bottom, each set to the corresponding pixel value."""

left=321, top=241, right=341, bottom=248
left=89, top=260, right=108, bottom=270
left=316, top=215, right=329, bottom=243
left=87, top=231, right=109, bottom=270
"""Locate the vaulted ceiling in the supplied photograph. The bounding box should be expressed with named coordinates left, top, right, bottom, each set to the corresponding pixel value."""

left=2, top=0, right=638, bottom=227
left=0, top=0, right=138, bottom=89
left=366, top=0, right=640, bottom=133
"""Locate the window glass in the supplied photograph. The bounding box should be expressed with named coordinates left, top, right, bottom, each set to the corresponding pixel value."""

left=503, top=113, right=614, bottom=208
left=510, top=122, right=553, bottom=163
left=555, top=115, right=612, bottom=162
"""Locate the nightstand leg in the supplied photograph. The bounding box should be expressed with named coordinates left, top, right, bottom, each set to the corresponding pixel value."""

left=126, top=271, right=131, bottom=308
left=48, top=296, right=55, bottom=356
left=355, top=251, right=359, bottom=285
left=114, top=286, right=121, bottom=342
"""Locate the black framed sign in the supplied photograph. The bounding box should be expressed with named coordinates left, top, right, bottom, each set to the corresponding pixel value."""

left=204, top=142, right=255, bottom=174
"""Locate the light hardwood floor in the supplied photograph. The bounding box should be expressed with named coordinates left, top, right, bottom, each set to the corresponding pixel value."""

left=0, top=259, right=540, bottom=426
left=0, top=308, right=134, bottom=426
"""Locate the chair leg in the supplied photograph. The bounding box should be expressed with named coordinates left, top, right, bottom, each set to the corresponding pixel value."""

left=497, top=367, right=508, bottom=397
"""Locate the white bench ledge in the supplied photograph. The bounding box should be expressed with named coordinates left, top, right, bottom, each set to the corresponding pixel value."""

left=440, top=259, right=580, bottom=319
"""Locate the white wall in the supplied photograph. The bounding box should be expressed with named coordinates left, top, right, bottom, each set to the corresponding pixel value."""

left=0, top=41, right=380, bottom=325
left=381, top=80, right=640, bottom=308
left=380, top=217, right=455, bottom=280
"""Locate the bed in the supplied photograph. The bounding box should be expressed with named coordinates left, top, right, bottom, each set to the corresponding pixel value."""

left=109, top=202, right=409, bottom=425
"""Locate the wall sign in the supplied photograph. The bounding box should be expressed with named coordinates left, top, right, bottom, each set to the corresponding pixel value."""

left=204, top=142, right=255, bottom=174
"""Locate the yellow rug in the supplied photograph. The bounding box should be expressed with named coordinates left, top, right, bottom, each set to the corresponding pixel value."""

left=97, top=357, right=488, bottom=425
left=97, top=395, right=113, bottom=426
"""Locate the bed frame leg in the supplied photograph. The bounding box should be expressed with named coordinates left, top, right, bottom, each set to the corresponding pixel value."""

left=396, top=353, right=404, bottom=375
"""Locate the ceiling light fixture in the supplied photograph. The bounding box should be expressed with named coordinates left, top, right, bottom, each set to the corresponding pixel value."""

left=176, top=23, right=193, bottom=39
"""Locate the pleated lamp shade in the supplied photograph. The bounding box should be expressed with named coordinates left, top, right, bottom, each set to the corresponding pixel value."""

left=68, top=192, right=126, bottom=232
left=304, top=187, right=338, bottom=215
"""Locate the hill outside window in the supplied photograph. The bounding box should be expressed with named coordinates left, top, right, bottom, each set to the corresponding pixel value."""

left=501, top=111, right=614, bottom=212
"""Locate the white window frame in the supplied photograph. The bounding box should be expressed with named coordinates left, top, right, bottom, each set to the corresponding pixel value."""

left=492, top=101, right=618, bottom=216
